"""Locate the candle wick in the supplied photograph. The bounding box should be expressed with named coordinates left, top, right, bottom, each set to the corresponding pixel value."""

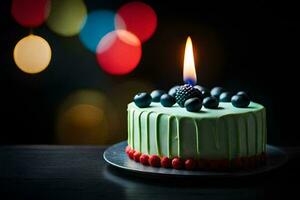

left=185, top=78, right=196, bottom=86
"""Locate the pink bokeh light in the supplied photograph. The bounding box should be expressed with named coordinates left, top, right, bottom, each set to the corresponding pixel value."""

left=96, top=30, right=142, bottom=75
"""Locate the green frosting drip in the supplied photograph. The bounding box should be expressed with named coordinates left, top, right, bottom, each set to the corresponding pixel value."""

left=255, top=113, right=259, bottom=155
left=261, top=109, right=267, bottom=152
left=167, top=116, right=173, bottom=157
left=193, top=119, right=200, bottom=158
left=243, top=116, right=249, bottom=156
left=224, top=118, right=232, bottom=160
left=131, top=110, right=135, bottom=149
left=176, top=117, right=181, bottom=157
left=127, top=109, right=130, bottom=146
left=263, top=108, right=267, bottom=152
left=145, top=111, right=154, bottom=154
left=155, top=114, right=162, bottom=156
left=261, top=109, right=266, bottom=152
left=261, top=110, right=264, bottom=152
left=216, top=120, right=220, bottom=149
left=249, top=112, right=259, bottom=155
left=137, top=111, right=142, bottom=152
left=211, top=120, right=220, bottom=150
left=235, top=118, right=241, bottom=156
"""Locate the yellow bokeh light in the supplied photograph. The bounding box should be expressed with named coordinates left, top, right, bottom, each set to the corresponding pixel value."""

left=46, top=0, right=87, bottom=36
left=56, top=90, right=117, bottom=145
left=13, top=34, right=51, bottom=74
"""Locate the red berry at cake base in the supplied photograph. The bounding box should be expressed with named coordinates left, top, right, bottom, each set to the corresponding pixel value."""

left=172, top=157, right=183, bottom=170
left=133, top=152, right=142, bottom=162
left=185, top=159, right=196, bottom=170
left=128, top=149, right=135, bottom=159
left=161, top=156, right=172, bottom=168
left=140, top=154, right=149, bottom=165
left=125, top=146, right=131, bottom=155
left=149, top=155, right=161, bottom=167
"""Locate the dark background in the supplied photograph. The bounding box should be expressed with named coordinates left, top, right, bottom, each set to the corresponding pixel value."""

left=0, top=0, right=298, bottom=146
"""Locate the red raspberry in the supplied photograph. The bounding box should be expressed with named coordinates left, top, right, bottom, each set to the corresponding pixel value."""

left=161, top=156, right=172, bottom=168
left=140, top=154, right=150, bottom=165
left=185, top=159, right=196, bottom=170
left=172, top=157, right=183, bottom=169
left=128, top=149, right=135, bottom=159
left=125, top=146, right=131, bottom=155
left=149, top=155, right=161, bottom=167
left=133, top=152, right=142, bottom=162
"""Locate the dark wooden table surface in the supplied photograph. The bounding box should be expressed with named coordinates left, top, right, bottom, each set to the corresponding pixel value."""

left=1, top=145, right=300, bottom=200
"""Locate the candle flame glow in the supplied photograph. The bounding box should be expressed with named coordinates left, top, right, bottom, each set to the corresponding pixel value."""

left=183, top=36, right=197, bottom=85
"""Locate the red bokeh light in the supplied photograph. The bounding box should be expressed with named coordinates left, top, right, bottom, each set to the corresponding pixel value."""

left=96, top=30, right=142, bottom=75
left=115, top=2, right=157, bottom=43
left=11, top=0, right=50, bottom=27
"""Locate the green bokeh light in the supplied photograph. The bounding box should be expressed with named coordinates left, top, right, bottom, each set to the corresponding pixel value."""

left=46, top=0, right=87, bottom=36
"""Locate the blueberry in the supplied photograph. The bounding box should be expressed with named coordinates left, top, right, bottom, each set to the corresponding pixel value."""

left=237, top=91, right=249, bottom=98
left=231, top=94, right=250, bottom=108
left=210, top=87, right=224, bottom=98
left=134, top=92, right=152, bottom=108
left=168, top=85, right=180, bottom=97
left=219, top=92, right=232, bottom=102
left=203, top=96, right=219, bottom=109
left=151, top=90, right=166, bottom=102
left=160, top=94, right=176, bottom=107
left=184, top=97, right=202, bottom=112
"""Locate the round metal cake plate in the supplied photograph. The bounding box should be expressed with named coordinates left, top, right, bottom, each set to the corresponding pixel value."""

left=103, top=141, right=288, bottom=178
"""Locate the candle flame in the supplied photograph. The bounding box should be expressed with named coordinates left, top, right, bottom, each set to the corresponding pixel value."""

left=183, top=36, right=197, bottom=85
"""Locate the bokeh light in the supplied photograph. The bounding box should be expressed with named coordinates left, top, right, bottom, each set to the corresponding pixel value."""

left=96, top=30, right=142, bottom=75
left=13, top=34, right=51, bottom=74
left=56, top=90, right=117, bottom=145
left=115, top=1, right=157, bottom=43
left=47, top=0, right=87, bottom=36
left=11, top=0, right=50, bottom=27
left=79, top=10, right=125, bottom=52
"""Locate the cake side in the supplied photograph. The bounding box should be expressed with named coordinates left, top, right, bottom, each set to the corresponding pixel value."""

left=127, top=102, right=266, bottom=161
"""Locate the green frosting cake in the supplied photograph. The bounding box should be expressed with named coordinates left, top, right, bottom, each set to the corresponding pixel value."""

left=126, top=101, right=267, bottom=169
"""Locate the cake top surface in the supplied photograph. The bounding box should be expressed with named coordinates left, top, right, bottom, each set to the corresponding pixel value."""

left=128, top=101, right=264, bottom=119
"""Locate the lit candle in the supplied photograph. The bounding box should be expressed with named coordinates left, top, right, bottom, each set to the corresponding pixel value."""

left=183, top=36, right=197, bottom=86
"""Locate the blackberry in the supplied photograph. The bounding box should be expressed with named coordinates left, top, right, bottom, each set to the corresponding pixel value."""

left=175, top=84, right=203, bottom=107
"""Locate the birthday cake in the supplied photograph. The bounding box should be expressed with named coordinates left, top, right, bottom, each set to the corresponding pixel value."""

left=125, top=85, right=267, bottom=170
